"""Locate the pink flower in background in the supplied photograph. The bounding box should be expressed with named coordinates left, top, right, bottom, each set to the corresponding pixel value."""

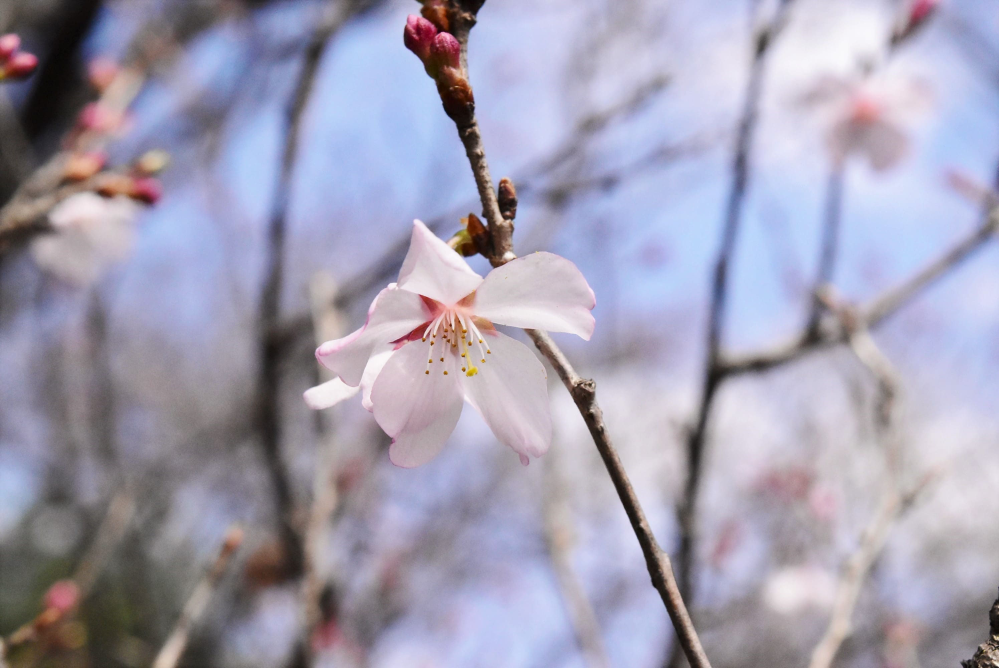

left=32, top=192, right=141, bottom=286
left=801, top=74, right=931, bottom=172
left=305, top=220, right=595, bottom=468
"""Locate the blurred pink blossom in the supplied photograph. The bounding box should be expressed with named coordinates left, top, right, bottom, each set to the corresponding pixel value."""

left=43, top=579, right=80, bottom=615
left=762, top=565, right=836, bottom=615
left=801, top=74, right=931, bottom=172
left=32, top=192, right=141, bottom=286
left=306, top=220, right=595, bottom=468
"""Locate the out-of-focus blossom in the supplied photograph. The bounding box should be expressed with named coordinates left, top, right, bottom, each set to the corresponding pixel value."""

left=43, top=580, right=80, bottom=615
left=87, top=57, right=120, bottom=92
left=32, top=192, right=141, bottom=286
left=0, top=34, right=38, bottom=80
left=63, top=151, right=108, bottom=182
left=893, top=0, right=939, bottom=44
left=800, top=74, right=931, bottom=172
left=762, top=565, right=837, bottom=615
left=306, top=220, right=595, bottom=468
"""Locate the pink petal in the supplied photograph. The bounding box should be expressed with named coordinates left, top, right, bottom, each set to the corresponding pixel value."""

left=460, top=331, right=552, bottom=463
left=317, top=286, right=431, bottom=386
left=472, top=252, right=596, bottom=340
left=360, top=346, right=394, bottom=412
left=397, top=220, right=483, bottom=306
left=862, top=120, right=908, bottom=172
left=370, top=339, right=463, bottom=468
left=303, top=378, right=360, bottom=410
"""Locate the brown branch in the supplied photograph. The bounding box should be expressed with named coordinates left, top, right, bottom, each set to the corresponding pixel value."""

left=527, top=331, right=711, bottom=668
left=804, top=163, right=846, bottom=337
left=436, top=2, right=711, bottom=665
left=962, top=592, right=999, bottom=668
left=151, top=526, right=244, bottom=668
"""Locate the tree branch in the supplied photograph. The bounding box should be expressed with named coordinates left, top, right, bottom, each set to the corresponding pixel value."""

left=962, top=592, right=999, bottom=668
left=151, top=527, right=244, bottom=668
left=437, top=2, right=712, bottom=665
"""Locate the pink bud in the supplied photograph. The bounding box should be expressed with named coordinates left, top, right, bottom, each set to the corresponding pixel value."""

left=4, top=51, right=37, bottom=79
left=0, top=34, right=20, bottom=60
left=403, top=15, right=437, bottom=63
left=44, top=580, right=80, bottom=614
left=129, top=177, right=162, bottom=205
left=910, top=0, right=938, bottom=24
left=88, top=57, right=120, bottom=92
left=428, top=32, right=461, bottom=73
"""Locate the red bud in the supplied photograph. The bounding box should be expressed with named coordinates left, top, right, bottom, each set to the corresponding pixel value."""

left=43, top=580, right=80, bottom=615
left=428, top=32, right=461, bottom=73
left=4, top=51, right=38, bottom=79
left=404, top=15, right=437, bottom=63
left=129, top=177, right=162, bottom=205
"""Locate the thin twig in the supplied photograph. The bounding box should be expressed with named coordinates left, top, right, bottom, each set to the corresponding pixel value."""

left=437, top=2, right=712, bottom=664
left=151, top=526, right=244, bottom=668
left=527, top=331, right=711, bottom=668
left=542, top=453, right=611, bottom=668
left=672, top=7, right=795, bottom=665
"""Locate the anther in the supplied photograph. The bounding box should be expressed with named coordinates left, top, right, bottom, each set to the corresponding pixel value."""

left=422, top=337, right=426, bottom=342
left=481, top=358, right=486, bottom=363
left=425, top=370, right=429, bottom=375
left=443, top=371, right=448, bottom=375
left=430, top=341, right=434, bottom=346
left=440, top=357, right=443, bottom=362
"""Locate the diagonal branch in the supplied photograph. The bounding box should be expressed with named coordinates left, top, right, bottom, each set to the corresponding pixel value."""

left=439, top=2, right=711, bottom=666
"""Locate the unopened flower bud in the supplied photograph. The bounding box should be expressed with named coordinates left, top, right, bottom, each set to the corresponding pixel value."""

left=44, top=580, right=80, bottom=615
left=77, top=102, right=126, bottom=134
left=96, top=174, right=134, bottom=198
left=404, top=15, right=437, bottom=64
left=427, top=32, right=461, bottom=75
left=64, top=151, right=108, bottom=181
left=498, top=178, right=517, bottom=221
left=129, top=177, right=163, bottom=205
left=448, top=228, right=477, bottom=256
left=222, top=526, right=245, bottom=556
left=4, top=51, right=38, bottom=80
left=135, top=149, right=170, bottom=176
left=0, top=34, right=20, bottom=60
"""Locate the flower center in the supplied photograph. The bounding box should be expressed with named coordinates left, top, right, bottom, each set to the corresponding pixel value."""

left=420, top=308, right=491, bottom=377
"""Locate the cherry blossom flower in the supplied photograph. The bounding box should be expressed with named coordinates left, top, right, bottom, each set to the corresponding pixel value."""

left=801, top=74, right=931, bottom=172
left=305, top=220, right=595, bottom=468
left=32, top=192, right=141, bottom=286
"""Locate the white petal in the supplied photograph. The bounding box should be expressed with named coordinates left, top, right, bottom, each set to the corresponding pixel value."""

left=396, top=220, right=483, bottom=306
left=472, top=252, right=596, bottom=339
left=317, top=286, right=430, bottom=386
left=360, top=345, right=394, bottom=412
left=460, top=331, right=551, bottom=462
left=371, top=339, right=464, bottom=468
left=303, top=378, right=360, bottom=410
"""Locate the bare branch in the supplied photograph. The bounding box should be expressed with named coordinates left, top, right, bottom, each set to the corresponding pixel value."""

left=151, top=526, right=244, bottom=668
left=434, top=2, right=712, bottom=664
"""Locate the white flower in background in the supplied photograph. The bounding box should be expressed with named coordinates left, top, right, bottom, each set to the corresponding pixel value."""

left=305, top=220, right=596, bottom=468
left=762, top=565, right=837, bottom=615
left=31, top=192, right=141, bottom=286
left=801, top=74, right=931, bottom=172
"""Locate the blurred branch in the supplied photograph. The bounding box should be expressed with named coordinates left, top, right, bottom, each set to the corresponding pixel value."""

left=542, top=454, right=610, bottom=668
left=256, top=0, right=359, bottom=586
left=151, top=526, right=244, bottom=668
left=962, top=592, right=999, bottom=668
left=804, top=163, right=845, bottom=338
left=433, top=1, right=712, bottom=665
left=807, top=291, right=933, bottom=668
left=672, top=6, right=796, bottom=666
left=294, top=274, right=346, bottom=668
left=719, top=206, right=999, bottom=376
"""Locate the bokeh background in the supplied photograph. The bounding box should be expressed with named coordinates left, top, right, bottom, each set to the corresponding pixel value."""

left=1, top=0, right=999, bottom=666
